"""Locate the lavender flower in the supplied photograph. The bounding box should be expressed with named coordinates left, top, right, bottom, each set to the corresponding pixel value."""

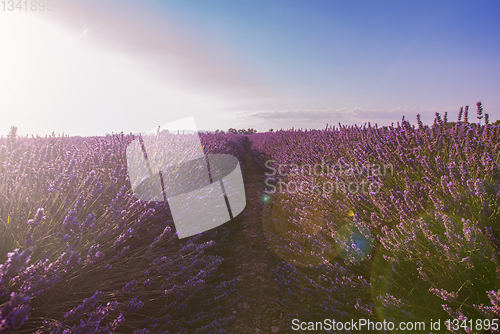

left=429, top=287, right=457, bottom=302
left=0, top=248, right=33, bottom=287
left=27, top=208, right=45, bottom=227
left=0, top=293, right=31, bottom=332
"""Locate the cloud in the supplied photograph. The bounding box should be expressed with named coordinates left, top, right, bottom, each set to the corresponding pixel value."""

left=40, top=0, right=280, bottom=104
left=243, top=105, right=458, bottom=128
left=244, top=109, right=342, bottom=121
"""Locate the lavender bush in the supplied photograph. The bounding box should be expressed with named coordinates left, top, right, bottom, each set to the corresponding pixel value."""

left=1, top=105, right=499, bottom=333
left=0, top=132, right=246, bottom=333
left=250, top=104, right=499, bottom=333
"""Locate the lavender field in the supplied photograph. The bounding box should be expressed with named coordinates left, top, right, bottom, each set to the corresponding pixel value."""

left=1, top=105, right=499, bottom=333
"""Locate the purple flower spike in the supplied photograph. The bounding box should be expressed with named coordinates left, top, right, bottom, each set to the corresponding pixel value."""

left=27, top=208, right=45, bottom=227
left=0, top=292, right=31, bottom=332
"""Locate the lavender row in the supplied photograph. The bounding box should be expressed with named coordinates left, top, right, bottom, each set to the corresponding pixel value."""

left=0, top=132, right=246, bottom=333
left=249, top=104, right=500, bottom=333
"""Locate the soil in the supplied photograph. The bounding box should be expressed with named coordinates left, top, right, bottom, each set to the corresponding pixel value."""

left=222, top=139, right=292, bottom=334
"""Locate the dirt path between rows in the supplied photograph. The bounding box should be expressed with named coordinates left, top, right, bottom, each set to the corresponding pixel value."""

left=224, top=139, right=288, bottom=334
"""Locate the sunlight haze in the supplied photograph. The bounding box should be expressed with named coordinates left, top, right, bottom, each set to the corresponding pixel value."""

left=1, top=0, right=499, bottom=136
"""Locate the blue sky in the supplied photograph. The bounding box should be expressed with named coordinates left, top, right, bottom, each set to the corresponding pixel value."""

left=1, top=0, right=499, bottom=136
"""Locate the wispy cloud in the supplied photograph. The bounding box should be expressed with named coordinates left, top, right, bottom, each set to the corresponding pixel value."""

left=42, top=0, right=281, bottom=104
left=243, top=105, right=458, bottom=128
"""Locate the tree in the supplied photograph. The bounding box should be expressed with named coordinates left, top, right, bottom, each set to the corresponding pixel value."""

left=8, top=125, right=17, bottom=139
left=227, top=128, right=257, bottom=135
left=8, top=126, right=17, bottom=150
left=246, top=128, right=257, bottom=134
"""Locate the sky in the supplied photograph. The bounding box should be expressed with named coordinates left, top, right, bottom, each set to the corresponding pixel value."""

left=1, top=0, right=499, bottom=137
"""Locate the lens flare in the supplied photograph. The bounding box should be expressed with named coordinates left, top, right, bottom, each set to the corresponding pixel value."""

left=334, top=220, right=373, bottom=263
left=371, top=213, right=499, bottom=332
left=261, top=190, right=338, bottom=267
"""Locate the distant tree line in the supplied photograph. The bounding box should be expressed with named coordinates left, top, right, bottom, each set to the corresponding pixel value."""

left=215, top=128, right=258, bottom=135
